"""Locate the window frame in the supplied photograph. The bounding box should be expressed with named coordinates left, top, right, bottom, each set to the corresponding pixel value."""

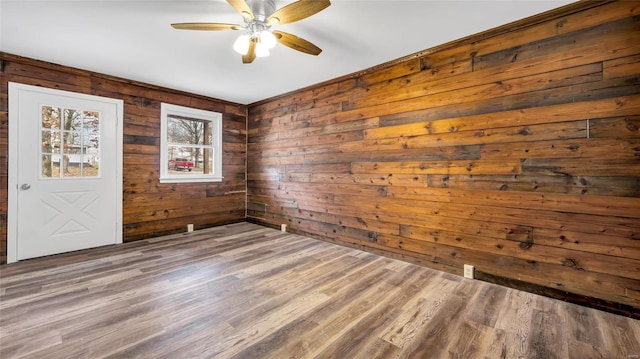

left=160, top=103, right=223, bottom=183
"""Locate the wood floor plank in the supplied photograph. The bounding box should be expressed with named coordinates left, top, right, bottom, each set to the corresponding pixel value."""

left=0, top=222, right=638, bottom=359
left=397, top=280, right=480, bottom=358
left=312, top=265, right=432, bottom=358
left=378, top=272, right=459, bottom=349
left=446, top=320, right=493, bottom=359
left=487, top=289, right=535, bottom=358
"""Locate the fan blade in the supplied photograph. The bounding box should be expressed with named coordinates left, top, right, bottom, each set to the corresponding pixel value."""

left=243, top=40, right=256, bottom=64
left=267, top=0, right=330, bottom=25
left=171, top=23, right=243, bottom=31
left=273, top=31, right=322, bottom=55
left=227, top=0, right=254, bottom=21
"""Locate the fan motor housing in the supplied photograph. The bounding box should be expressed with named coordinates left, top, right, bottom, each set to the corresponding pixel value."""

left=247, top=0, right=276, bottom=21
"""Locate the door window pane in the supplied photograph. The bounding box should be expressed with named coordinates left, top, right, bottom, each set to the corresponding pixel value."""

left=40, top=105, right=100, bottom=179
left=41, top=155, right=54, bottom=178
left=41, top=106, right=60, bottom=129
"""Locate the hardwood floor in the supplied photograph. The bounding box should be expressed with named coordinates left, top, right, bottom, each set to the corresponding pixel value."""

left=1, top=222, right=638, bottom=358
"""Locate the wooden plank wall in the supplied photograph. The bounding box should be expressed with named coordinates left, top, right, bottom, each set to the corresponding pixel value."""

left=0, top=53, right=247, bottom=264
left=247, top=1, right=640, bottom=315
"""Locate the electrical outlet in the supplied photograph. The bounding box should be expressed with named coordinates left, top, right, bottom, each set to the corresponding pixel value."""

left=187, top=224, right=194, bottom=232
left=463, top=264, right=475, bottom=279
left=281, top=224, right=287, bottom=232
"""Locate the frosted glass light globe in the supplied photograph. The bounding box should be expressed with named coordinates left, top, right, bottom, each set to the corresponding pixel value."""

left=233, top=35, right=250, bottom=55
left=260, top=31, right=277, bottom=49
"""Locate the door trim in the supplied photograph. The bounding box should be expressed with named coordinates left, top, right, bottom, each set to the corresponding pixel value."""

left=7, top=82, right=124, bottom=263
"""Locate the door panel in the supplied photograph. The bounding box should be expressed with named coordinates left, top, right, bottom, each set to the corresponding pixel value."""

left=8, top=83, right=123, bottom=262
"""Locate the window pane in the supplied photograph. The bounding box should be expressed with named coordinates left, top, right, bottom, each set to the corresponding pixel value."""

left=167, top=146, right=194, bottom=174
left=83, top=113, right=100, bottom=153
left=80, top=147, right=99, bottom=177
left=51, top=131, right=61, bottom=154
left=203, top=121, right=212, bottom=146
left=65, top=108, right=83, bottom=129
left=63, top=163, right=81, bottom=177
left=83, top=111, right=100, bottom=177
left=168, top=115, right=208, bottom=145
left=190, top=148, right=212, bottom=175
left=42, top=155, right=55, bottom=178
left=64, top=131, right=81, bottom=150
left=42, top=130, right=53, bottom=153
left=166, top=147, right=214, bottom=175
left=62, top=131, right=81, bottom=177
left=167, top=145, right=183, bottom=164
left=200, top=148, right=214, bottom=175
left=41, top=106, right=60, bottom=129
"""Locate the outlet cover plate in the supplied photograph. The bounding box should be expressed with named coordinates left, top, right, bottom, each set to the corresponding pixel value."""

left=463, top=264, right=474, bottom=279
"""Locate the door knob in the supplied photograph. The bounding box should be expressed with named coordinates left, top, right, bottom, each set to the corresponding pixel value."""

left=20, top=183, right=31, bottom=190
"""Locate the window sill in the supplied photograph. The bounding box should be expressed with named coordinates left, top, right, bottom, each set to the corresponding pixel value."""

left=160, top=176, right=223, bottom=184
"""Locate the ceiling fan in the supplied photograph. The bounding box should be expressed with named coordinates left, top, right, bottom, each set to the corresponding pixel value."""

left=171, top=0, right=331, bottom=64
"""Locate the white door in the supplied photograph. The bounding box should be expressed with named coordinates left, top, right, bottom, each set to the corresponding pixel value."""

left=8, top=83, right=123, bottom=263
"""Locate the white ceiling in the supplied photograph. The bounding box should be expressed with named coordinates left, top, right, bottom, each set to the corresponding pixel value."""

left=1, top=0, right=574, bottom=105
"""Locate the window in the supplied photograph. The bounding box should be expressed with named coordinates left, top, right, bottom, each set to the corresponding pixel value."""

left=41, top=105, right=100, bottom=178
left=160, top=103, right=222, bottom=183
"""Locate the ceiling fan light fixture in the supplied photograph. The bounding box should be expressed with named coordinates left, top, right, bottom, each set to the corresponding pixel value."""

left=255, top=41, right=270, bottom=57
left=233, top=34, right=251, bottom=55
left=259, top=30, right=277, bottom=49
left=171, top=0, right=331, bottom=64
